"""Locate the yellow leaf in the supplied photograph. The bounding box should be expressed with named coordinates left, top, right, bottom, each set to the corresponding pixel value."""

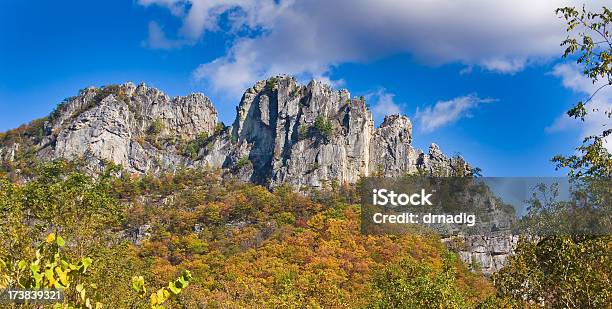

left=45, top=268, right=56, bottom=287
left=150, top=292, right=158, bottom=306
left=56, top=267, right=69, bottom=286
left=46, top=233, right=56, bottom=243
left=157, top=289, right=166, bottom=303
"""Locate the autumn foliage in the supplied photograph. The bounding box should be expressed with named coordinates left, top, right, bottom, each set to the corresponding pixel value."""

left=0, top=161, right=496, bottom=308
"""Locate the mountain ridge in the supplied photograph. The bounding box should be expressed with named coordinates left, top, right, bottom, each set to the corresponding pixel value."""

left=0, top=76, right=472, bottom=187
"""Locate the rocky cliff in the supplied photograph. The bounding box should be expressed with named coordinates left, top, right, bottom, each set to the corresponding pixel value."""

left=0, top=76, right=471, bottom=187
left=444, top=234, right=519, bottom=275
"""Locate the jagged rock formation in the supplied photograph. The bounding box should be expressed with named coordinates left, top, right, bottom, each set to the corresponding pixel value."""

left=35, top=83, right=219, bottom=173
left=207, top=77, right=471, bottom=187
left=0, top=76, right=471, bottom=187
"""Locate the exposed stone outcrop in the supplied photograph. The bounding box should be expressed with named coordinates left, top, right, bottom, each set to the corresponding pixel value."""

left=32, top=83, right=219, bottom=173
left=200, top=76, right=470, bottom=187
left=0, top=143, right=19, bottom=162
left=444, top=234, right=519, bottom=275
left=2, top=77, right=468, bottom=184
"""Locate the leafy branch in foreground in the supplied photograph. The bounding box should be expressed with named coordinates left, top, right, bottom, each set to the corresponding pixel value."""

left=554, top=6, right=612, bottom=177
left=132, top=270, right=192, bottom=309
left=0, top=233, right=101, bottom=309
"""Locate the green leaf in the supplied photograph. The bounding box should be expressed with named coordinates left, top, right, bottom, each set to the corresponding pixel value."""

left=56, top=235, right=65, bottom=247
left=18, top=260, right=26, bottom=271
left=183, top=270, right=192, bottom=281
left=81, top=257, right=93, bottom=273
left=131, top=276, right=146, bottom=298
left=168, top=282, right=181, bottom=294
left=33, top=272, right=43, bottom=287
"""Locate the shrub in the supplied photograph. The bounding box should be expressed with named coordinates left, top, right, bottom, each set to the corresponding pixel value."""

left=83, top=85, right=124, bottom=116
left=215, top=123, right=225, bottom=135
left=183, top=133, right=209, bottom=159
left=313, top=116, right=333, bottom=140
left=0, top=233, right=102, bottom=308
left=147, top=119, right=164, bottom=136
left=236, top=156, right=250, bottom=169
left=132, top=270, right=192, bottom=308
left=298, top=125, right=309, bottom=140
left=370, top=253, right=469, bottom=308
left=266, top=77, right=279, bottom=90
left=274, top=212, right=296, bottom=226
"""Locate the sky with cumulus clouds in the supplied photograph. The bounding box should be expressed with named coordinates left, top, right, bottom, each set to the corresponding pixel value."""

left=0, top=0, right=610, bottom=176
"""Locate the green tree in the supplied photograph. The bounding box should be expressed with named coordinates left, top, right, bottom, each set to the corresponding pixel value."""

left=370, top=254, right=467, bottom=308
left=494, top=235, right=610, bottom=308
left=0, top=160, right=140, bottom=307
left=183, top=132, right=209, bottom=159
left=553, top=6, right=612, bottom=177
left=235, top=156, right=250, bottom=169
left=492, top=7, right=612, bottom=308
left=370, top=252, right=500, bottom=308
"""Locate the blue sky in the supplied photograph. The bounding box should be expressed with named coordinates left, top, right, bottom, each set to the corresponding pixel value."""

left=1, top=0, right=610, bottom=176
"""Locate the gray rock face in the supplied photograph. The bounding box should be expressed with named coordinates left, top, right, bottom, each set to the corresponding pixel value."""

left=34, top=82, right=219, bottom=173
left=443, top=234, right=519, bottom=275
left=0, top=143, right=19, bottom=162
left=198, top=76, right=471, bottom=187
left=371, top=115, right=419, bottom=176
left=2, top=76, right=469, bottom=185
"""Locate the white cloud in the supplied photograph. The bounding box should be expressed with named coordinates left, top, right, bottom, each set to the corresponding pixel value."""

left=547, top=63, right=612, bottom=151
left=143, top=21, right=184, bottom=49
left=139, top=0, right=291, bottom=41
left=415, top=95, right=494, bottom=132
left=139, top=0, right=610, bottom=97
left=138, top=0, right=187, bottom=16
left=550, top=63, right=602, bottom=94
left=365, top=89, right=402, bottom=125
left=480, top=58, right=527, bottom=75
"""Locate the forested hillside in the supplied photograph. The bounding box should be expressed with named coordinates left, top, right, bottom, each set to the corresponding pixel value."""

left=1, top=160, right=502, bottom=308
